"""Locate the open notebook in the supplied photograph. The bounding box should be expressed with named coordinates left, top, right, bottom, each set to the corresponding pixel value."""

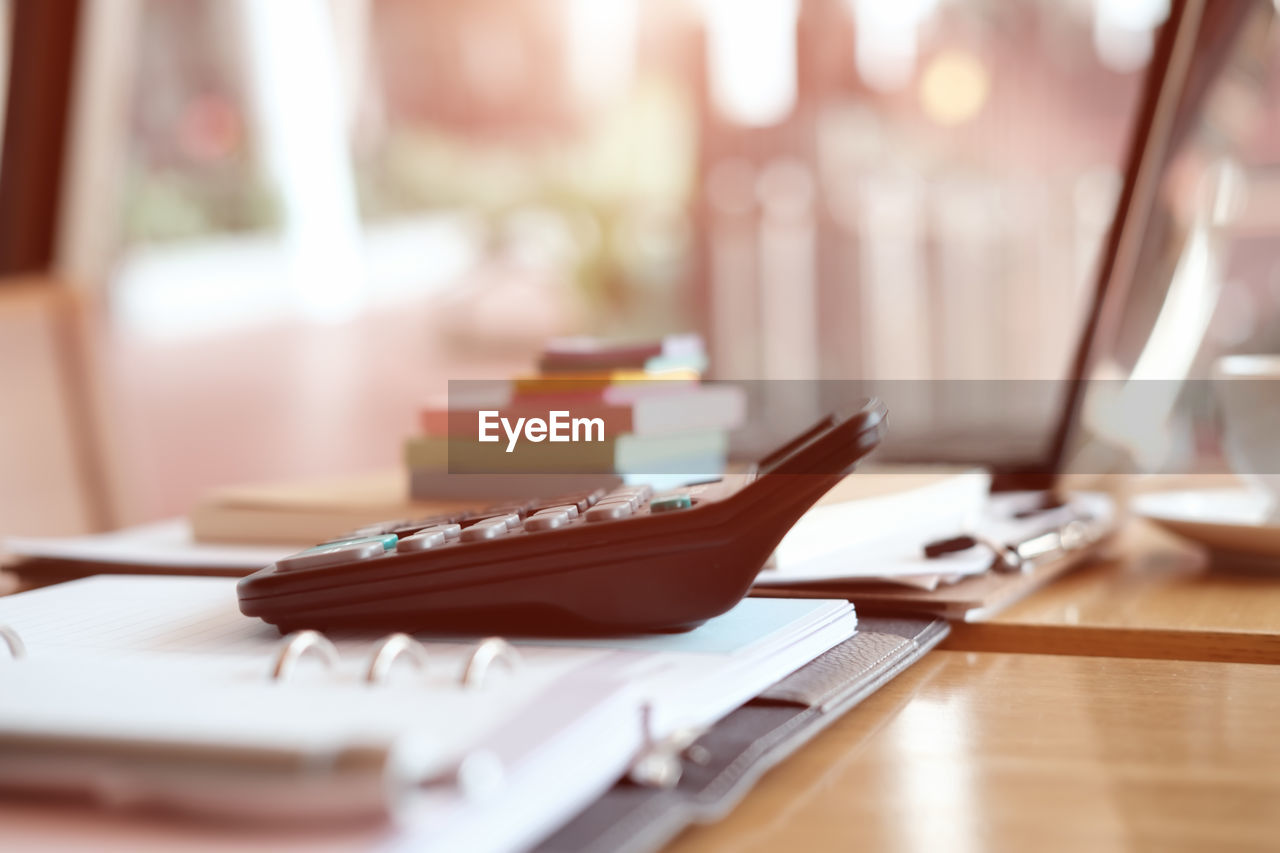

left=0, top=576, right=855, bottom=852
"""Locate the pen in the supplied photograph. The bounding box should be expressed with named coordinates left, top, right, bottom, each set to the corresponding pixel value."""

left=923, top=515, right=1101, bottom=573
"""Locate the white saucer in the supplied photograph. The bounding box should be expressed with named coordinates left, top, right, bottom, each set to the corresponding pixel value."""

left=1131, top=488, right=1280, bottom=557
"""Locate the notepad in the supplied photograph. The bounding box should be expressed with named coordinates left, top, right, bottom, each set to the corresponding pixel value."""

left=757, top=468, right=993, bottom=589
left=3, top=518, right=296, bottom=572
left=0, top=576, right=855, bottom=849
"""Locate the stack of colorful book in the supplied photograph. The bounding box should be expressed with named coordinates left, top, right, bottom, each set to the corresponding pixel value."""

left=407, top=335, right=746, bottom=501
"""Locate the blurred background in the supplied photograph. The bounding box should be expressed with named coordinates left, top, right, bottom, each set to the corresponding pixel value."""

left=1, top=0, right=1278, bottom=536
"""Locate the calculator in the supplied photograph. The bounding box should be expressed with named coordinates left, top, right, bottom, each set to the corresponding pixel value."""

left=237, top=399, right=887, bottom=635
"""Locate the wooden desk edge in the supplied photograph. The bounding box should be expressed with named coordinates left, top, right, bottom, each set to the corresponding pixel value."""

left=943, top=621, right=1280, bottom=665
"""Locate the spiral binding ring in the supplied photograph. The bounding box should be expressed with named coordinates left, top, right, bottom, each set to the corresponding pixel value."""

left=269, top=630, right=340, bottom=681
left=0, top=625, right=24, bottom=659
left=460, top=637, right=522, bottom=688
left=450, top=750, right=506, bottom=800
left=627, top=704, right=710, bottom=789
left=365, top=633, right=430, bottom=684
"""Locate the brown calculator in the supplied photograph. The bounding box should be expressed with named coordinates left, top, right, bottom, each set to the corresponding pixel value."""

left=237, top=399, right=887, bottom=635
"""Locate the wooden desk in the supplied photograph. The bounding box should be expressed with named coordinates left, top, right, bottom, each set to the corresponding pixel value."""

left=670, top=650, right=1280, bottom=853
left=944, top=520, right=1280, bottom=664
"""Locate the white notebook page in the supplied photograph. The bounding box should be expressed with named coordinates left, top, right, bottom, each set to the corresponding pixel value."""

left=0, top=576, right=855, bottom=851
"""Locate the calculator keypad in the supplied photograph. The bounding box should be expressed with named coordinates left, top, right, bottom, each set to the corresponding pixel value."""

left=282, top=485, right=704, bottom=573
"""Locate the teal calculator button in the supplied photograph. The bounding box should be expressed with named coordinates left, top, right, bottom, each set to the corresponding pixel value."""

left=307, top=533, right=398, bottom=552
left=649, top=494, right=693, bottom=513
left=278, top=539, right=386, bottom=572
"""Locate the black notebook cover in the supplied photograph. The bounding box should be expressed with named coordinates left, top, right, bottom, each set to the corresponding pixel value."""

left=535, top=616, right=949, bottom=853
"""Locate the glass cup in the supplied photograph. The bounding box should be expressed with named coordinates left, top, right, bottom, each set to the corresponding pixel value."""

left=1214, top=354, right=1280, bottom=524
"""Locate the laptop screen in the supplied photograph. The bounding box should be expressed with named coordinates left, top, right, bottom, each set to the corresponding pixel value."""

left=722, top=1, right=1182, bottom=483
left=858, top=0, right=1277, bottom=485
left=1054, top=0, right=1280, bottom=481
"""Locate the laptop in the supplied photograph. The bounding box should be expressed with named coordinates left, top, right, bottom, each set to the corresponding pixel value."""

left=751, top=0, right=1252, bottom=618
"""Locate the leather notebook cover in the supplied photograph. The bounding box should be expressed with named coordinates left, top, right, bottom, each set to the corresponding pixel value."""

left=534, top=617, right=949, bottom=853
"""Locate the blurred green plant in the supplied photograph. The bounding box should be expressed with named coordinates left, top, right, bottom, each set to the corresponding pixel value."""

left=122, top=158, right=282, bottom=244
left=353, top=76, right=697, bottom=334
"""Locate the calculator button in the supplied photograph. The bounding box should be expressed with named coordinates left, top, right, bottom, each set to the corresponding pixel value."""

left=479, top=503, right=532, bottom=519
left=616, top=486, right=653, bottom=502
left=397, top=530, right=447, bottom=552
left=534, top=504, right=579, bottom=519
left=387, top=516, right=453, bottom=537
left=600, top=490, right=636, bottom=502
left=322, top=524, right=395, bottom=544
left=525, top=510, right=571, bottom=532
left=417, top=522, right=462, bottom=540
left=460, top=519, right=510, bottom=541
left=585, top=502, right=633, bottom=522
left=528, top=494, right=569, bottom=511
left=314, top=533, right=399, bottom=552
left=597, top=495, right=639, bottom=511
left=277, top=540, right=385, bottom=572
left=650, top=494, right=693, bottom=513
left=566, top=493, right=597, bottom=511
left=467, top=513, right=521, bottom=531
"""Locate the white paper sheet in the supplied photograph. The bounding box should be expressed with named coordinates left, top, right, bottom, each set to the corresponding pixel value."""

left=0, top=575, right=855, bottom=851
left=3, top=519, right=298, bottom=570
